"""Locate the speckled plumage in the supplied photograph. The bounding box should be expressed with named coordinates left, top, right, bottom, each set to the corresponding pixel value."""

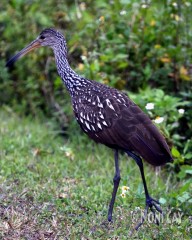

left=36, top=28, right=172, bottom=167
left=6, top=28, right=173, bottom=230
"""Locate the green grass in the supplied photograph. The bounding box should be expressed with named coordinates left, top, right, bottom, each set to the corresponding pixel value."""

left=0, top=107, right=191, bottom=239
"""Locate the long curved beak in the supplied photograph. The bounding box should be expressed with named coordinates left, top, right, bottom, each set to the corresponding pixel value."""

left=6, top=38, right=41, bottom=67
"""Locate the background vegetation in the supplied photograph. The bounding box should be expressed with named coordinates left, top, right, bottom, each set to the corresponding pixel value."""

left=0, top=0, right=191, bottom=239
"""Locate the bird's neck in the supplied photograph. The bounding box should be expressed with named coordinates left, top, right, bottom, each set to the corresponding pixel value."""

left=53, top=47, right=88, bottom=96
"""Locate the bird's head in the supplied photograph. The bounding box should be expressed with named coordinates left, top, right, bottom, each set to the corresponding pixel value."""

left=38, top=28, right=65, bottom=47
left=6, top=28, right=66, bottom=67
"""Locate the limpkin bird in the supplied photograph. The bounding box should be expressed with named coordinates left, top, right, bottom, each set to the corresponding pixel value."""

left=6, top=28, right=173, bottom=230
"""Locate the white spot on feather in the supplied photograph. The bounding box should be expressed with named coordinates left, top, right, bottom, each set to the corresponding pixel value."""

left=97, top=122, right=102, bottom=130
left=97, top=96, right=100, bottom=103
left=103, top=121, right=108, bottom=126
left=99, top=112, right=104, bottom=119
left=85, top=121, right=91, bottom=130
left=106, top=99, right=115, bottom=111
left=98, top=102, right=103, bottom=108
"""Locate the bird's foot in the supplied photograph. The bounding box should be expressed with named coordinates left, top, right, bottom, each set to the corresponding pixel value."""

left=134, top=196, right=162, bottom=231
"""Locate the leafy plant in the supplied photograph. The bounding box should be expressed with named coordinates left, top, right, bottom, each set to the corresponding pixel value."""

left=0, top=0, right=191, bottom=174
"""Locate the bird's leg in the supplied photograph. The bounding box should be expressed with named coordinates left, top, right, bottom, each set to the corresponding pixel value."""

left=108, top=149, right=121, bottom=222
left=127, top=152, right=162, bottom=230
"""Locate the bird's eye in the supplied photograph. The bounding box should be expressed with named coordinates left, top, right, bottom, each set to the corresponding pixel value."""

left=39, top=35, right=45, bottom=40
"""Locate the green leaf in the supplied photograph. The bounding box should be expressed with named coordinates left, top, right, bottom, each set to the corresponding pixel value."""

left=178, top=165, right=192, bottom=179
left=159, top=197, right=167, bottom=204
left=186, top=169, right=192, bottom=174
left=171, top=147, right=181, bottom=158
left=184, top=153, right=192, bottom=159
left=177, top=192, right=190, bottom=203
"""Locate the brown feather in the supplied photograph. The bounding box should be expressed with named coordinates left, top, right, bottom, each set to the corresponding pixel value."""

left=73, top=82, right=173, bottom=166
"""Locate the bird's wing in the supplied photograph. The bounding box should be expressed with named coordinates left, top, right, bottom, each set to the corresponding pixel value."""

left=73, top=86, right=172, bottom=166
left=97, top=97, right=172, bottom=166
left=72, top=88, right=122, bottom=134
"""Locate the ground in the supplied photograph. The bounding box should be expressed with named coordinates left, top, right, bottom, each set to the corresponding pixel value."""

left=0, top=108, right=191, bottom=239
